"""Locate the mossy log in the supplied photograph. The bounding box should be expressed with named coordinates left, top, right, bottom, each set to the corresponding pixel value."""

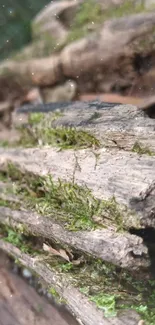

left=0, top=102, right=154, bottom=324
left=0, top=240, right=142, bottom=325
left=0, top=102, right=155, bottom=267
left=0, top=205, right=149, bottom=271
left=14, top=100, right=155, bottom=150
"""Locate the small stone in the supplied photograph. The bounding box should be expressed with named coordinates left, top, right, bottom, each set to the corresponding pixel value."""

left=22, top=268, right=32, bottom=279
left=46, top=292, right=52, bottom=299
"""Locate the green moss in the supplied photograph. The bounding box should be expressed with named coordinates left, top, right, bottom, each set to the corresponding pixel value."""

left=0, top=197, right=20, bottom=210
left=0, top=214, right=154, bottom=323
left=66, top=0, right=146, bottom=44
left=132, top=142, right=155, bottom=156
left=0, top=163, right=126, bottom=231
left=44, top=254, right=155, bottom=323
left=48, top=287, right=60, bottom=299
left=28, top=112, right=64, bottom=125
left=15, top=112, right=100, bottom=149
left=0, top=140, right=9, bottom=147
left=90, top=293, right=117, bottom=317
left=28, top=112, right=46, bottom=125
left=0, top=224, right=41, bottom=255
left=48, top=287, right=67, bottom=304
left=0, top=165, right=154, bottom=323
left=72, top=0, right=103, bottom=27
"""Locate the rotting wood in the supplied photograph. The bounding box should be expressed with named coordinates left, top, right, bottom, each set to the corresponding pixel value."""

left=0, top=146, right=155, bottom=228
left=12, top=102, right=155, bottom=152
left=0, top=240, right=141, bottom=325
left=0, top=205, right=149, bottom=271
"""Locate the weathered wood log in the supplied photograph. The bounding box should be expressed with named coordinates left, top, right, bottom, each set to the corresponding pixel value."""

left=13, top=101, right=155, bottom=151
left=0, top=145, right=155, bottom=228
left=0, top=104, right=155, bottom=264
left=0, top=240, right=142, bottom=325
left=0, top=204, right=149, bottom=271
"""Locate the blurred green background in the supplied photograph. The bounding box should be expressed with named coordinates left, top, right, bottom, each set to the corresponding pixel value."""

left=0, top=0, right=50, bottom=60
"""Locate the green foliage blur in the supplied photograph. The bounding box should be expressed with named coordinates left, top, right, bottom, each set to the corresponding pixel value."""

left=0, top=0, right=50, bottom=60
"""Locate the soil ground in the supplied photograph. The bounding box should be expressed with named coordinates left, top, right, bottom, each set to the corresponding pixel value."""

left=0, top=251, right=78, bottom=325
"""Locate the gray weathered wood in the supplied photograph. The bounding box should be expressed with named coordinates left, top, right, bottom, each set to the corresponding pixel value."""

left=13, top=102, right=155, bottom=151
left=0, top=205, right=149, bottom=270
left=0, top=147, right=155, bottom=228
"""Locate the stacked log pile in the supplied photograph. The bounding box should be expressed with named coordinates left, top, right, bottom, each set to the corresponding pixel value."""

left=0, top=101, right=154, bottom=325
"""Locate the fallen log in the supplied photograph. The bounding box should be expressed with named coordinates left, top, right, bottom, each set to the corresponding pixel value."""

left=0, top=204, right=149, bottom=271
left=0, top=145, right=155, bottom=228
left=12, top=101, right=155, bottom=151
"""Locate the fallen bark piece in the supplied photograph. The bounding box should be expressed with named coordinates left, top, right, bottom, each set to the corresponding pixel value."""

left=0, top=205, right=149, bottom=270
left=0, top=240, right=142, bottom=325
left=0, top=147, right=155, bottom=228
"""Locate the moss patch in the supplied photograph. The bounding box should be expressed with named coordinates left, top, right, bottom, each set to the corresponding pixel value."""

left=66, top=0, right=146, bottom=44
left=132, top=142, right=155, bottom=156
left=0, top=197, right=20, bottom=210
left=0, top=140, right=9, bottom=148
left=43, top=253, right=155, bottom=323
left=0, top=224, right=42, bottom=255
left=0, top=220, right=154, bottom=323
left=0, top=162, right=128, bottom=231
left=0, top=168, right=154, bottom=323
left=0, top=217, right=154, bottom=323
left=48, top=287, right=67, bottom=304
left=10, top=0, right=149, bottom=61
left=14, top=112, right=100, bottom=149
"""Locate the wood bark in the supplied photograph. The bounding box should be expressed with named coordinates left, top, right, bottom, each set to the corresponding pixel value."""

left=0, top=145, right=155, bottom=228
left=13, top=101, right=155, bottom=151
left=0, top=204, right=149, bottom=271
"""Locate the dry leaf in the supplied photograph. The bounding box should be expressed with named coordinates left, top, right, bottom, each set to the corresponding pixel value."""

left=59, top=249, right=70, bottom=262
left=65, top=248, right=74, bottom=260
left=43, top=243, right=70, bottom=262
